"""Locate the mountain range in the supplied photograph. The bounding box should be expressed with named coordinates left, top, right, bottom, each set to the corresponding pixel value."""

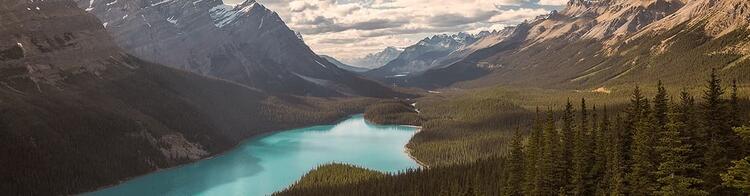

left=363, top=30, right=515, bottom=84
left=345, top=46, right=404, bottom=69
left=407, top=0, right=750, bottom=89
left=75, top=0, right=399, bottom=97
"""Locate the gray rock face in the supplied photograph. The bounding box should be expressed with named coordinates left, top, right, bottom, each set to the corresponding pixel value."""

left=1, top=0, right=122, bottom=88
left=76, top=0, right=397, bottom=97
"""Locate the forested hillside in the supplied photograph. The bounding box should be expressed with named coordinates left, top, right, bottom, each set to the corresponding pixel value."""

left=0, top=0, right=377, bottom=195
left=278, top=71, right=750, bottom=195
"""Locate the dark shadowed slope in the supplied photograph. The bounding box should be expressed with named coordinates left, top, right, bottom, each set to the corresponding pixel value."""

left=0, top=0, right=373, bottom=195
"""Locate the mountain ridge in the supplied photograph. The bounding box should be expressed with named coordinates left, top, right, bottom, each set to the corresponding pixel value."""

left=76, top=0, right=402, bottom=97
left=408, top=0, right=750, bottom=89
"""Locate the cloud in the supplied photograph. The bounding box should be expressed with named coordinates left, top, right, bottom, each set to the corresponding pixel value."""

left=242, top=0, right=564, bottom=59
left=490, top=8, right=551, bottom=23
left=537, top=0, right=568, bottom=6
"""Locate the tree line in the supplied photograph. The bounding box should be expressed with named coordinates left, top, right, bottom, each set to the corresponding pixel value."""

left=513, top=70, right=746, bottom=195
left=277, top=71, right=750, bottom=196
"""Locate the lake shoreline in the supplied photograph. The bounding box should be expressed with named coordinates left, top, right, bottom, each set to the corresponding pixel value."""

left=81, top=113, right=364, bottom=195
left=404, top=127, right=430, bottom=169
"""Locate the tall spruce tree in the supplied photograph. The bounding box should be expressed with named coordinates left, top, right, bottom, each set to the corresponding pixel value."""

left=624, top=86, right=647, bottom=165
left=561, top=100, right=575, bottom=193
left=655, top=119, right=708, bottom=196
left=592, top=106, right=609, bottom=195
left=676, top=89, right=705, bottom=179
left=540, top=110, right=562, bottom=195
left=524, top=108, right=543, bottom=195
left=507, top=130, right=525, bottom=196
left=654, top=81, right=670, bottom=140
left=722, top=126, right=750, bottom=194
left=701, top=70, right=738, bottom=194
left=571, top=98, right=592, bottom=195
left=627, top=98, right=658, bottom=195
left=608, top=115, right=627, bottom=195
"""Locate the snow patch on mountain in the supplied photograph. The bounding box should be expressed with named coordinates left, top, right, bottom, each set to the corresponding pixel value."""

left=209, top=1, right=256, bottom=28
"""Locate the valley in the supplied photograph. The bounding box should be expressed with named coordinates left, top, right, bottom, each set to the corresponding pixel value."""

left=2, top=0, right=750, bottom=195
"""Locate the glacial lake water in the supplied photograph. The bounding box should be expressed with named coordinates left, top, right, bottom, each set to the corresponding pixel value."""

left=88, top=115, right=419, bottom=196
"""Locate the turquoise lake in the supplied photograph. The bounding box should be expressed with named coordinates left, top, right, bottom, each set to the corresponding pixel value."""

left=88, top=115, right=419, bottom=196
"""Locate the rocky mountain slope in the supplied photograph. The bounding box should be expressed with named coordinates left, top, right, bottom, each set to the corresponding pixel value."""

left=414, top=0, right=750, bottom=89
left=345, top=46, right=403, bottom=69
left=0, top=0, right=372, bottom=195
left=366, top=32, right=492, bottom=79
left=75, top=0, right=399, bottom=97
left=321, top=55, right=370, bottom=73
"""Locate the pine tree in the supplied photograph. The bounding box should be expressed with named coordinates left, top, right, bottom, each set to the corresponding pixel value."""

left=540, top=110, right=562, bottom=195
left=561, top=100, right=575, bottom=192
left=524, top=108, right=543, bottom=195
left=654, top=81, right=670, bottom=140
left=607, top=115, right=626, bottom=196
left=722, top=126, right=750, bottom=194
left=655, top=119, right=708, bottom=196
left=624, top=86, right=647, bottom=165
left=571, top=98, right=592, bottom=195
left=592, top=106, right=609, bottom=195
left=701, top=69, right=738, bottom=194
left=627, top=98, right=658, bottom=195
left=676, top=89, right=704, bottom=179
left=507, top=130, right=525, bottom=196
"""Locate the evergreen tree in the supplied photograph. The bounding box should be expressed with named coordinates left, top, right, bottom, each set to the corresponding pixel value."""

left=655, top=119, right=708, bottom=196
left=701, top=70, right=738, bottom=193
left=571, top=98, right=592, bottom=195
left=592, top=106, right=609, bottom=195
left=561, top=100, right=575, bottom=192
left=624, top=86, right=647, bottom=165
left=540, top=110, right=562, bottom=195
left=722, top=126, right=750, bottom=194
left=524, top=108, right=543, bottom=195
left=507, top=130, right=525, bottom=196
left=676, top=89, right=704, bottom=179
left=627, top=98, right=658, bottom=195
left=654, top=81, right=670, bottom=140
left=607, top=115, right=626, bottom=195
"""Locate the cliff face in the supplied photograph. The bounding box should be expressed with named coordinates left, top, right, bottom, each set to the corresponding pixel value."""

left=0, top=1, right=368, bottom=195
left=75, top=0, right=400, bottom=97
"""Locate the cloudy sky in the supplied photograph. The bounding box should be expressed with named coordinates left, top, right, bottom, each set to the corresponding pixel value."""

left=225, top=0, right=566, bottom=61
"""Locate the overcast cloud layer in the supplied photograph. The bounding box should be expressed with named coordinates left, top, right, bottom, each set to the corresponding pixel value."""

left=225, top=0, right=566, bottom=60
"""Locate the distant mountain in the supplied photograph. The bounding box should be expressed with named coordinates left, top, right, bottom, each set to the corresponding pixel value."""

left=411, top=0, right=750, bottom=89
left=0, top=0, right=373, bottom=195
left=321, top=55, right=370, bottom=73
left=365, top=32, right=498, bottom=79
left=346, top=47, right=403, bottom=69
left=75, top=0, right=399, bottom=97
